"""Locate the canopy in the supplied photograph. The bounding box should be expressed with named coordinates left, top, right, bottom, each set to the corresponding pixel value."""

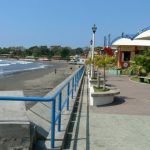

left=111, top=26, right=150, bottom=46
left=134, top=30, right=150, bottom=40
left=112, top=38, right=150, bottom=47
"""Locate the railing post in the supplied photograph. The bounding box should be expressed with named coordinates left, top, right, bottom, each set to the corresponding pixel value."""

left=75, top=75, right=76, bottom=92
left=51, top=98, right=56, bottom=148
left=79, top=71, right=81, bottom=80
left=67, top=82, right=70, bottom=111
left=58, top=92, right=62, bottom=132
left=77, top=72, right=79, bottom=87
left=72, top=78, right=74, bottom=99
left=79, top=70, right=81, bottom=80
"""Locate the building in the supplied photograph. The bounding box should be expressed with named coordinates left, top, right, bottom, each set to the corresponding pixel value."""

left=111, top=27, right=150, bottom=68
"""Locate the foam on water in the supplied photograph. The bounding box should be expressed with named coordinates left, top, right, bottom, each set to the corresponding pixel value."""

left=0, top=59, right=51, bottom=77
left=0, top=64, right=10, bottom=67
left=15, top=61, right=32, bottom=64
left=3, top=66, right=46, bottom=74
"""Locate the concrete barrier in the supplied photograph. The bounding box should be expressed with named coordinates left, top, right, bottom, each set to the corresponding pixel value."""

left=0, top=91, right=31, bottom=150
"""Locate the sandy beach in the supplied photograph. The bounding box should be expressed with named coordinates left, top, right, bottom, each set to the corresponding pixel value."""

left=0, top=60, right=79, bottom=97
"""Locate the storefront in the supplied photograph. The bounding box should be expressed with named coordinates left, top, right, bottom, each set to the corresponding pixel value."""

left=112, top=36, right=150, bottom=68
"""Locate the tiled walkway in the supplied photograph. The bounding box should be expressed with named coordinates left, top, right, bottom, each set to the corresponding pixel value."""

left=65, top=75, right=150, bottom=150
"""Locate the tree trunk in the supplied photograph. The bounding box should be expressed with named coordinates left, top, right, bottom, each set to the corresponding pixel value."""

left=103, top=64, right=106, bottom=89
left=97, top=71, right=100, bottom=88
left=91, top=64, right=94, bottom=78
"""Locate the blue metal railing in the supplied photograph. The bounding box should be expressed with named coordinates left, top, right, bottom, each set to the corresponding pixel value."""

left=0, top=65, right=85, bottom=148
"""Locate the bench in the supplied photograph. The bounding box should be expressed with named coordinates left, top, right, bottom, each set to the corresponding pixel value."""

left=139, top=76, right=150, bottom=84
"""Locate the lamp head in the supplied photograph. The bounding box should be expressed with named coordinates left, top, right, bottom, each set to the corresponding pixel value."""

left=90, top=40, right=93, bottom=45
left=92, top=24, right=97, bottom=33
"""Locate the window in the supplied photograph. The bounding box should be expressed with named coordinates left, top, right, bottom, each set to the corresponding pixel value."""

left=123, top=51, right=130, bottom=61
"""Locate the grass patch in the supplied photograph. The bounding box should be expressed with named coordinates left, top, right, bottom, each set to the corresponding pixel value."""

left=93, top=86, right=110, bottom=92
left=130, top=76, right=150, bottom=84
left=91, top=77, right=97, bottom=80
left=130, top=76, right=139, bottom=82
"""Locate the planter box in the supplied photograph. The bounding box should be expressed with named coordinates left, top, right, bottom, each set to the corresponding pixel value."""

left=89, top=85, right=120, bottom=106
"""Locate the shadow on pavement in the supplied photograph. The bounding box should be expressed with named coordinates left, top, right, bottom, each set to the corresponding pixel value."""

left=63, top=77, right=90, bottom=150
left=97, top=96, right=126, bottom=107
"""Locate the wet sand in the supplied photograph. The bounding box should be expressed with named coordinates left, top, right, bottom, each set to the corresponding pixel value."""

left=0, top=60, right=79, bottom=97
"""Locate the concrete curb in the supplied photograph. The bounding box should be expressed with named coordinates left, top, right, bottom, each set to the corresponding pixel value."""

left=129, top=77, right=150, bottom=85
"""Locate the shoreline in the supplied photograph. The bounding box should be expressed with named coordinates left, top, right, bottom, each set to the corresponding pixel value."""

left=0, top=60, right=79, bottom=97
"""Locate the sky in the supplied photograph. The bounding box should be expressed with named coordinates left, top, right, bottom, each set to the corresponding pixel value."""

left=0, top=0, right=150, bottom=48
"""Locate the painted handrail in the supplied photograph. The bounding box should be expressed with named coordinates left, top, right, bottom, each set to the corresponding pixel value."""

left=0, top=65, right=85, bottom=148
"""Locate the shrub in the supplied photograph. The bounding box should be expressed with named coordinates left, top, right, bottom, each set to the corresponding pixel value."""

left=139, top=68, right=147, bottom=76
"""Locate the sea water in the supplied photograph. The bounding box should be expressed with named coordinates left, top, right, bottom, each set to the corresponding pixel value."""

left=0, top=59, right=51, bottom=78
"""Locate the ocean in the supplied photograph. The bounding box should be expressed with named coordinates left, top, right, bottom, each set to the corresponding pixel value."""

left=0, top=59, right=51, bottom=78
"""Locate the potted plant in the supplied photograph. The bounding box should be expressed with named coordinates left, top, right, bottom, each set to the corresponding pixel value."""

left=94, top=55, right=115, bottom=89
left=86, top=55, right=120, bottom=106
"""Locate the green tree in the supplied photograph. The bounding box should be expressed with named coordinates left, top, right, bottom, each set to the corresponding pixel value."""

left=0, top=48, right=11, bottom=54
left=39, top=46, right=49, bottom=56
left=50, top=46, right=62, bottom=56
left=131, top=50, right=150, bottom=76
left=25, top=47, right=35, bottom=56
left=75, top=48, right=83, bottom=55
left=61, top=47, right=70, bottom=59
left=94, top=55, right=115, bottom=88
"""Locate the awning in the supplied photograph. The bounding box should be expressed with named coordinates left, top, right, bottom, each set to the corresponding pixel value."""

left=112, top=38, right=150, bottom=47
left=134, top=30, right=150, bottom=40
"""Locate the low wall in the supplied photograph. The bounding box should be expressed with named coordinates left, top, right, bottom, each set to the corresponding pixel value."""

left=108, top=69, right=121, bottom=75
left=0, top=91, right=31, bottom=150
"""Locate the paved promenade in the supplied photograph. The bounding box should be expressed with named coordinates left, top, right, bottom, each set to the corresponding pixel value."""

left=65, top=75, right=150, bottom=150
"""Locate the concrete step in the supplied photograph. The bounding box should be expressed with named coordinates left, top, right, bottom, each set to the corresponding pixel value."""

left=27, top=102, right=51, bottom=138
left=0, top=91, right=31, bottom=150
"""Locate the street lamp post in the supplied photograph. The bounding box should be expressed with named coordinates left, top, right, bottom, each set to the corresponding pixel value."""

left=90, top=39, right=93, bottom=45
left=91, top=24, right=97, bottom=78
left=90, top=40, right=93, bottom=58
left=89, top=40, right=93, bottom=76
